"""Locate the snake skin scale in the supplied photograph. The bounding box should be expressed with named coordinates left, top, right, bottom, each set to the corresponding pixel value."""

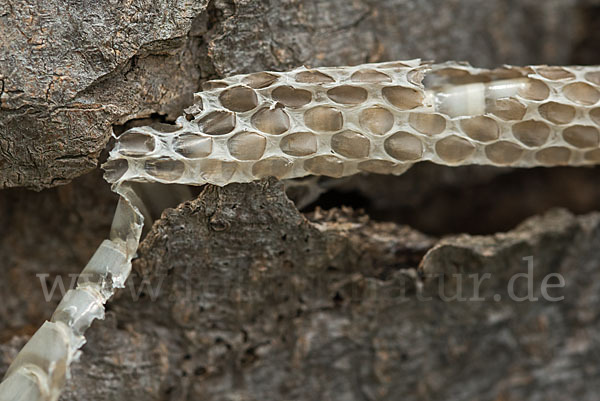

left=105, top=59, right=600, bottom=186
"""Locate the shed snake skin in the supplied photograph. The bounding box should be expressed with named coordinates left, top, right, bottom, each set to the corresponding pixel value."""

left=105, top=59, right=600, bottom=185
left=1, top=60, right=599, bottom=401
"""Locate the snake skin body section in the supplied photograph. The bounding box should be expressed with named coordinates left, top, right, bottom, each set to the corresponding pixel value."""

left=104, top=60, right=600, bottom=186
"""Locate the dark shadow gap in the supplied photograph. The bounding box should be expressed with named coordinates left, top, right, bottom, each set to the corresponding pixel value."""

left=571, top=4, right=600, bottom=65
left=302, top=164, right=600, bottom=236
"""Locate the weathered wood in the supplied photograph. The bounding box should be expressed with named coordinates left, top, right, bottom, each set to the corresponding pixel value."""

left=56, top=180, right=600, bottom=400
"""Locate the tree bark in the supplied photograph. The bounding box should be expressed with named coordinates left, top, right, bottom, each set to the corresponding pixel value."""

left=1, top=1, right=600, bottom=400
left=64, top=181, right=600, bottom=400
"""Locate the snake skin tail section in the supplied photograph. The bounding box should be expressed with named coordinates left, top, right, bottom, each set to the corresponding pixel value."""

left=0, top=184, right=144, bottom=401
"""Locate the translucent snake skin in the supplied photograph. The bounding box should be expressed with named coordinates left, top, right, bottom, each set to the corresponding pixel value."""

left=1, top=60, right=599, bottom=401
left=104, top=59, right=600, bottom=186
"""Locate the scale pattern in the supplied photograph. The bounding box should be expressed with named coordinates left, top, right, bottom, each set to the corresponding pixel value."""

left=105, top=60, right=600, bottom=186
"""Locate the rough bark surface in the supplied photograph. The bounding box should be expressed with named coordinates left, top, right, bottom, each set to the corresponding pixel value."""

left=0, top=0, right=208, bottom=189
left=53, top=180, right=600, bottom=401
left=0, top=1, right=599, bottom=401
left=1, top=0, right=596, bottom=189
